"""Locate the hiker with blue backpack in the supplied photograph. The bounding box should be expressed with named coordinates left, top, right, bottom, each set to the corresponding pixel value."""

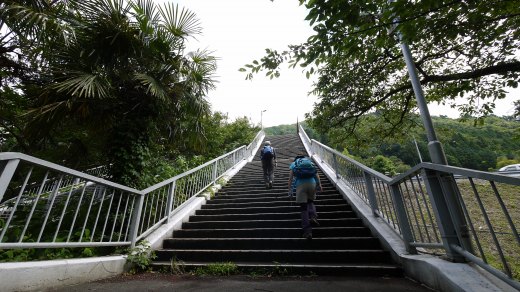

left=260, top=141, right=277, bottom=189
left=288, top=154, right=323, bottom=239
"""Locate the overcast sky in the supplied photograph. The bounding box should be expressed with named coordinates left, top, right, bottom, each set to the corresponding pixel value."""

left=169, top=0, right=517, bottom=127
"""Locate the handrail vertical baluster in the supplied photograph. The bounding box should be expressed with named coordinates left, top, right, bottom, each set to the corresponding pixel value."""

left=364, top=171, right=379, bottom=216
left=390, top=184, right=417, bottom=254
left=166, top=181, right=176, bottom=223
left=0, top=159, right=20, bottom=202
left=129, top=193, right=144, bottom=248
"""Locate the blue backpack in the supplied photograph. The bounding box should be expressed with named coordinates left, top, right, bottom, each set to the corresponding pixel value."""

left=262, top=146, right=274, bottom=160
left=293, top=157, right=316, bottom=179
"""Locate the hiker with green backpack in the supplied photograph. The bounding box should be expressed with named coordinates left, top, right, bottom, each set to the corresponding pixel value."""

left=287, top=154, right=323, bottom=239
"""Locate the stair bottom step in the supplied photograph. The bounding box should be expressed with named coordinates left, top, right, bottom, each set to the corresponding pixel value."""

left=152, top=261, right=402, bottom=277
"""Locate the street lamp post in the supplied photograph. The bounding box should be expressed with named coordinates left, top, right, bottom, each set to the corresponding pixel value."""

left=260, top=110, right=266, bottom=129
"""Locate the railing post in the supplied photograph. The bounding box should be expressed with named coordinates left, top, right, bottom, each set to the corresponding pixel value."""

left=212, top=160, right=218, bottom=185
left=390, top=184, right=417, bottom=254
left=129, top=193, right=144, bottom=248
left=0, top=159, right=20, bottom=202
left=332, top=153, right=340, bottom=179
left=166, top=181, right=176, bottom=223
left=363, top=172, right=379, bottom=217
left=422, top=169, right=471, bottom=262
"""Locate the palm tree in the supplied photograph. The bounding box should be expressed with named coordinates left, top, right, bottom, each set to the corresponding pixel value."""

left=1, top=0, right=75, bottom=152
left=4, top=0, right=217, bottom=186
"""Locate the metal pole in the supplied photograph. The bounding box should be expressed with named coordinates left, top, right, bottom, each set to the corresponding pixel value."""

left=0, top=159, right=20, bottom=202
left=398, top=38, right=447, bottom=165
left=390, top=6, right=472, bottom=261
left=129, top=194, right=144, bottom=248
left=413, top=135, right=423, bottom=163
left=332, top=153, right=340, bottom=179
left=390, top=184, right=417, bottom=254
left=212, top=160, right=218, bottom=185
left=261, top=110, right=266, bottom=129
left=166, top=181, right=176, bottom=223
left=364, top=172, right=379, bottom=217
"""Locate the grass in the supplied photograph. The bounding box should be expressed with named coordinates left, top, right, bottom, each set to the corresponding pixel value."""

left=162, top=261, right=298, bottom=278
left=457, top=180, right=519, bottom=280
left=192, top=262, right=238, bottom=276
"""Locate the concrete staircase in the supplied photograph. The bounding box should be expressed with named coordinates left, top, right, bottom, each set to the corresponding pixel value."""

left=152, top=134, right=402, bottom=276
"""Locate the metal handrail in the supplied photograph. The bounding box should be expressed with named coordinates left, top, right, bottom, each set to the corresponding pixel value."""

left=141, top=145, right=247, bottom=194
left=298, top=124, right=520, bottom=289
left=0, top=130, right=263, bottom=249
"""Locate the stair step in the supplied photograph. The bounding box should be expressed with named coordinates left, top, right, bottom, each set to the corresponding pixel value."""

left=172, top=227, right=373, bottom=238
left=182, top=218, right=363, bottom=229
left=151, top=261, right=402, bottom=277
left=201, top=199, right=347, bottom=209
left=163, top=237, right=382, bottom=250
left=226, top=176, right=330, bottom=186
left=209, top=194, right=341, bottom=204
left=196, top=204, right=351, bottom=215
left=216, top=188, right=338, bottom=196
left=189, top=211, right=357, bottom=222
left=155, top=249, right=394, bottom=264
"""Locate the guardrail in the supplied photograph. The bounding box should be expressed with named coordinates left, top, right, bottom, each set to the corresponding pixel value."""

left=0, top=130, right=264, bottom=249
left=298, top=124, right=520, bottom=289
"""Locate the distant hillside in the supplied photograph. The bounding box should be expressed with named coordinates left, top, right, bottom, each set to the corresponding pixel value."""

left=267, top=116, right=520, bottom=172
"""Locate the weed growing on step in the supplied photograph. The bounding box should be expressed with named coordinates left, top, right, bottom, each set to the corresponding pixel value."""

left=126, top=241, right=156, bottom=274
left=193, top=262, right=238, bottom=276
left=169, top=257, right=186, bottom=274
left=217, top=178, right=227, bottom=187
left=246, top=263, right=290, bottom=277
left=271, top=262, right=289, bottom=276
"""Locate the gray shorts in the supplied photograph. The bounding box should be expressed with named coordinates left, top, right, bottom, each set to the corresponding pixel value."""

left=295, top=182, right=316, bottom=203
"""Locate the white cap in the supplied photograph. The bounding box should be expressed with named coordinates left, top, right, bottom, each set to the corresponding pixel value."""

left=265, top=141, right=271, bottom=146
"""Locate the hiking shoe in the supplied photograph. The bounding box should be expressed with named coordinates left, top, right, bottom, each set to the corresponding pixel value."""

left=303, top=231, right=312, bottom=240
left=311, top=217, right=320, bottom=226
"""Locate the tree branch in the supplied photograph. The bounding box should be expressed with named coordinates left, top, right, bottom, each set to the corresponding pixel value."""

left=423, top=61, right=520, bottom=83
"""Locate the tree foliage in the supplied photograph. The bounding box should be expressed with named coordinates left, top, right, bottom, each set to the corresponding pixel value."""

left=323, top=115, right=520, bottom=172
left=0, top=0, right=257, bottom=188
left=243, top=0, right=520, bottom=137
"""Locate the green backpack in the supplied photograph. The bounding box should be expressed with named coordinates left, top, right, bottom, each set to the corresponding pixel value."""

left=293, top=157, right=316, bottom=179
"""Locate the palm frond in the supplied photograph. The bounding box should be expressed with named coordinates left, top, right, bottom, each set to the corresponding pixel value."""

left=51, top=71, right=112, bottom=99
left=75, top=0, right=129, bottom=22
left=182, top=49, right=218, bottom=94
left=3, top=3, right=74, bottom=44
left=133, top=73, right=168, bottom=101
left=128, top=0, right=161, bottom=47
left=158, top=3, right=201, bottom=39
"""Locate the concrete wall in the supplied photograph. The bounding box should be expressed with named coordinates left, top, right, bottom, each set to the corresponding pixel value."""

left=0, top=256, right=127, bottom=292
